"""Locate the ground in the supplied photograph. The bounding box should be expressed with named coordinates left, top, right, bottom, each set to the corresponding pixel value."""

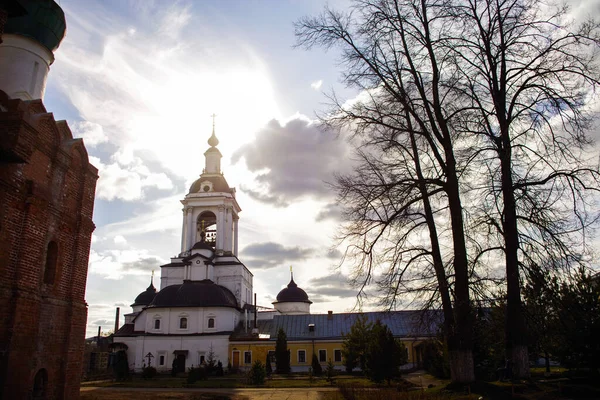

left=81, top=369, right=600, bottom=400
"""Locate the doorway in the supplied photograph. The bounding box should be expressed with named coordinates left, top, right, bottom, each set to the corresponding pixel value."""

left=232, top=350, right=240, bottom=369
left=176, top=354, right=186, bottom=373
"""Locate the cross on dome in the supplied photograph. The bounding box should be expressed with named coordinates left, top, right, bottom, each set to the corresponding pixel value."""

left=208, top=113, right=219, bottom=147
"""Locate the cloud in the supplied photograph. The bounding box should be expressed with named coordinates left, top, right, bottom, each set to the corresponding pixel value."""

left=89, top=249, right=166, bottom=279
left=69, top=120, right=108, bottom=147
left=241, top=242, right=315, bottom=269
left=307, top=272, right=358, bottom=299
left=239, top=186, right=290, bottom=208
left=90, top=155, right=174, bottom=201
left=315, top=202, right=345, bottom=222
left=232, top=118, right=351, bottom=206
left=311, top=79, right=323, bottom=90
left=113, top=235, right=127, bottom=244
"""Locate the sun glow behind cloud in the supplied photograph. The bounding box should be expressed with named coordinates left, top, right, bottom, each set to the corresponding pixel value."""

left=54, top=1, right=280, bottom=198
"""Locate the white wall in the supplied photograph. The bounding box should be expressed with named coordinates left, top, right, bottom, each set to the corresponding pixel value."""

left=127, top=335, right=231, bottom=372
left=139, top=307, right=238, bottom=334
left=0, top=34, right=53, bottom=100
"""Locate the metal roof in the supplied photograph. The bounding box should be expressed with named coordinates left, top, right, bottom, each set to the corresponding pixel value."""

left=268, top=311, right=440, bottom=341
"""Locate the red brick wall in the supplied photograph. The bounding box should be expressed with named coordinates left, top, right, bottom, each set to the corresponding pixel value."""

left=0, top=94, right=98, bottom=400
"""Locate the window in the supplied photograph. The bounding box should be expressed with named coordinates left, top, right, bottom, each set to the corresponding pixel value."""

left=179, top=317, right=188, bottom=329
left=43, top=241, right=58, bottom=284
left=334, top=349, right=342, bottom=363
left=244, top=351, right=252, bottom=364
left=154, top=319, right=160, bottom=330
left=208, top=318, right=215, bottom=328
left=319, top=349, right=327, bottom=363
left=200, top=355, right=206, bottom=365
left=268, top=350, right=276, bottom=363
left=298, top=350, right=306, bottom=363
left=159, top=355, right=165, bottom=366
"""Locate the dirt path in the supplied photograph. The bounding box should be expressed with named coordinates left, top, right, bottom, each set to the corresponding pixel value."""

left=81, top=386, right=338, bottom=400
left=403, top=370, right=445, bottom=389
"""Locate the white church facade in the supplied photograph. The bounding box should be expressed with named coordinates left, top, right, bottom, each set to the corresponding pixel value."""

left=114, top=125, right=312, bottom=372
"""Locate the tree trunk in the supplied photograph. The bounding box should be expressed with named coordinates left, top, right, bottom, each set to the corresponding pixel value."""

left=449, top=349, right=475, bottom=383
left=499, top=136, right=530, bottom=380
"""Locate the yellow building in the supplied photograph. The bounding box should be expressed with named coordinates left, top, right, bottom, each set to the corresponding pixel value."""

left=228, top=310, right=435, bottom=372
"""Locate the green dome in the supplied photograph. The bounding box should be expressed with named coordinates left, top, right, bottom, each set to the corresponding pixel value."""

left=4, top=0, right=66, bottom=52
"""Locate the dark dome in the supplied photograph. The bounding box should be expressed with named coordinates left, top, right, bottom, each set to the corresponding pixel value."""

left=191, top=241, right=213, bottom=251
left=4, top=0, right=67, bottom=52
left=149, top=280, right=238, bottom=308
left=132, top=281, right=157, bottom=307
left=274, top=278, right=312, bottom=304
left=188, top=174, right=232, bottom=194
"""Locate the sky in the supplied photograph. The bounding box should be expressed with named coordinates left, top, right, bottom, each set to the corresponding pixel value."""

left=44, top=0, right=367, bottom=338
left=42, top=0, right=600, bottom=338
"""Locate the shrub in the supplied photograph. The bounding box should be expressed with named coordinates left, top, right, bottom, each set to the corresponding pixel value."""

left=141, top=366, right=157, bottom=380
left=186, top=365, right=207, bottom=384
left=248, top=360, right=266, bottom=385
left=326, top=359, right=336, bottom=383
left=311, top=354, right=323, bottom=376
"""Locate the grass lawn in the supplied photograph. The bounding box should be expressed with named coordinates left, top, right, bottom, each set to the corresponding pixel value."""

left=80, top=392, right=239, bottom=400
left=91, top=373, right=373, bottom=389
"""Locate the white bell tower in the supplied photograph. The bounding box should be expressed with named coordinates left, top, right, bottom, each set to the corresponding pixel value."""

left=180, top=117, right=241, bottom=255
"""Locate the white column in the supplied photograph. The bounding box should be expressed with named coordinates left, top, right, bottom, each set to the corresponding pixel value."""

left=185, top=208, right=194, bottom=250
left=180, top=208, right=186, bottom=252
left=217, top=205, right=225, bottom=251
left=224, top=207, right=232, bottom=253
left=233, top=218, right=239, bottom=256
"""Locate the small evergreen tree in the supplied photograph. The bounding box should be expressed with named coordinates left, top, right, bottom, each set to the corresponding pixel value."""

left=365, top=320, right=407, bottom=385
left=248, top=360, right=266, bottom=385
left=311, top=353, right=323, bottom=376
left=326, top=359, right=336, bottom=384
left=275, top=328, right=291, bottom=374
left=206, top=344, right=217, bottom=375
left=341, top=314, right=372, bottom=372
left=216, top=360, right=224, bottom=376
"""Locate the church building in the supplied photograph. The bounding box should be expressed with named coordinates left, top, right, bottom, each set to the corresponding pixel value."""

left=115, top=126, right=435, bottom=373
left=114, top=123, right=315, bottom=372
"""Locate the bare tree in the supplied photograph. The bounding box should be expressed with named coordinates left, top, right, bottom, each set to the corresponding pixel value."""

left=296, top=0, right=477, bottom=383
left=296, top=0, right=600, bottom=383
left=450, top=0, right=600, bottom=378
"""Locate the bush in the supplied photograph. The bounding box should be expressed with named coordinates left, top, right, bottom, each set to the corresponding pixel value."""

left=186, top=365, right=207, bottom=384
left=248, top=360, right=266, bottom=385
left=326, top=359, right=336, bottom=384
left=311, top=354, right=323, bottom=376
left=141, top=366, right=157, bottom=380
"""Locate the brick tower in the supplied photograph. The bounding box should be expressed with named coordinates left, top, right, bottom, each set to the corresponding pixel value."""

left=0, top=1, right=98, bottom=399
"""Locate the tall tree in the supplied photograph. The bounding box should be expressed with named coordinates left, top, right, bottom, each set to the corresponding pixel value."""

left=296, top=0, right=477, bottom=383
left=296, top=0, right=600, bottom=382
left=275, top=328, right=290, bottom=374
left=451, top=0, right=600, bottom=377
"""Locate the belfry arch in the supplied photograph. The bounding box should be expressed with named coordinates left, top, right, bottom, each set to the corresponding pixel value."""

left=196, top=211, right=217, bottom=247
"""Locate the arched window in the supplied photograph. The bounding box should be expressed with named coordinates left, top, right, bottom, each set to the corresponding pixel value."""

left=154, top=319, right=160, bottom=330
left=208, top=318, right=215, bottom=329
left=196, top=211, right=217, bottom=246
left=43, top=241, right=58, bottom=284
left=32, top=368, right=47, bottom=400
left=179, top=317, right=188, bottom=329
